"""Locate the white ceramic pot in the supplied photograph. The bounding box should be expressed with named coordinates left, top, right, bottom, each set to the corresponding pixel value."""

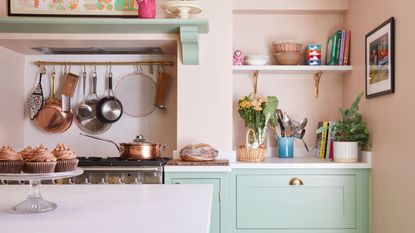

left=333, top=141, right=359, bottom=163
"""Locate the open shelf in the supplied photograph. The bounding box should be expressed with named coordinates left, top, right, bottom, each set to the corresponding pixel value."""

left=0, top=17, right=209, bottom=65
left=233, top=65, right=353, bottom=75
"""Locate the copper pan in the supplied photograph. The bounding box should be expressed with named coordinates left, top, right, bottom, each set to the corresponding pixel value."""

left=35, top=71, right=73, bottom=133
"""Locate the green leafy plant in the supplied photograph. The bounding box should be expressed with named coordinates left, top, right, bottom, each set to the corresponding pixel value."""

left=238, top=95, right=279, bottom=144
left=332, top=92, right=369, bottom=146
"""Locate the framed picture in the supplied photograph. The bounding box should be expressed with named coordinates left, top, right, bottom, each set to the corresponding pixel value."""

left=8, top=0, right=138, bottom=17
left=365, top=17, right=395, bottom=98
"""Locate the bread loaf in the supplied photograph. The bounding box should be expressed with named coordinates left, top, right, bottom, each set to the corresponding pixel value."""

left=180, top=144, right=218, bottom=161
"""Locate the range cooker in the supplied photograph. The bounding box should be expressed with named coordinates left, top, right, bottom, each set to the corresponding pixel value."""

left=0, top=157, right=170, bottom=185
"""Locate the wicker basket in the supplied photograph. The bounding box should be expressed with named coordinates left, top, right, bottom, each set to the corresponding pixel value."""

left=236, top=129, right=266, bottom=162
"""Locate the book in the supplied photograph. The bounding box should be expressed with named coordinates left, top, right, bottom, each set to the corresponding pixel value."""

left=319, top=121, right=329, bottom=159
left=344, top=30, right=351, bottom=65
left=325, top=121, right=333, bottom=159
left=339, top=30, right=346, bottom=65
left=335, top=30, right=342, bottom=65
left=325, top=37, right=333, bottom=65
left=315, top=122, right=324, bottom=158
left=329, top=32, right=340, bottom=65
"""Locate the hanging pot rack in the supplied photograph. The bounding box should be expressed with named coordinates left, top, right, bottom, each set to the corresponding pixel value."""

left=33, top=61, right=174, bottom=67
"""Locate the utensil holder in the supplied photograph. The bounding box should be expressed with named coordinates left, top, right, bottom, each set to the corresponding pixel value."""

left=278, top=137, right=294, bottom=158
left=237, top=129, right=266, bottom=162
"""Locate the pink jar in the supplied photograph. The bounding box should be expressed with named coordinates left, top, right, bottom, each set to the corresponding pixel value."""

left=137, top=0, right=156, bottom=19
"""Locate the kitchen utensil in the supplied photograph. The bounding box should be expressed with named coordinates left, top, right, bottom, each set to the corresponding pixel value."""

left=35, top=72, right=73, bottom=133
left=62, top=72, right=79, bottom=98
left=76, top=66, right=92, bottom=118
left=114, top=67, right=157, bottom=117
left=282, top=113, right=293, bottom=137
left=76, top=69, right=111, bottom=134
left=96, top=65, right=123, bottom=123
left=161, top=0, right=203, bottom=19
left=276, top=109, right=285, bottom=136
left=80, top=133, right=168, bottom=160
left=293, top=129, right=309, bottom=153
left=155, top=66, right=172, bottom=109
left=28, top=72, right=45, bottom=120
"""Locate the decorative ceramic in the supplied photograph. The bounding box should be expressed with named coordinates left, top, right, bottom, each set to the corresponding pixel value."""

left=233, top=50, right=245, bottom=66
left=137, top=0, right=156, bottom=19
left=333, top=141, right=359, bottom=162
left=161, top=0, right=203, bottom=19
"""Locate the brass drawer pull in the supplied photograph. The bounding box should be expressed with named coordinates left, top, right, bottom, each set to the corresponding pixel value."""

left=289, top=177, right=304, bottom=186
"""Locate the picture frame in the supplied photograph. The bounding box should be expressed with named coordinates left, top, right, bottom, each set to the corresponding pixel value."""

left=8, top=0, right=138, bottom=18
left=365, top=17, right=395, bottom=98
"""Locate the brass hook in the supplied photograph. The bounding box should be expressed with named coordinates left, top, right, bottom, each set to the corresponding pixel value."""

left=314, top=71, right=323, bottom=98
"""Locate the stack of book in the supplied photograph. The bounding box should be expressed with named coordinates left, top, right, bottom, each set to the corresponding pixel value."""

left=316, top=121, right=334, bottom=159
left=325, top=30, right=351, bottom=66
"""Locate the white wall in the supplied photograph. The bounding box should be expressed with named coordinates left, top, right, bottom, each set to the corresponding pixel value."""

left=23, top=55, right=177, bottom=157
left=0, top=47, right=25, bottom=148
left=233, top=13, right=344, bottom=152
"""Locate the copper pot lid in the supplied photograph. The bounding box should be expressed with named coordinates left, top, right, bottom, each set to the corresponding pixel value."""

left=120, top=135, right=160, bottom=146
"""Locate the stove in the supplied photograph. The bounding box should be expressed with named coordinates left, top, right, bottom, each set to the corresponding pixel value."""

left=0, top=157, right=170, bottom=185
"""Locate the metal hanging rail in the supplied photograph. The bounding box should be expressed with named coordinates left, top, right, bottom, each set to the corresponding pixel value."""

left=33, top=61, right=174, bottom=67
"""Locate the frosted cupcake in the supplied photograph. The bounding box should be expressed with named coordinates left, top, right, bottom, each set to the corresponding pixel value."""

left=23, top=145, right=57, bottom=173
left=19, top=146, right=34, bottom=160
left=52, top=143, right=78, bottom=172
left=0, top=146, right=24, bottom=174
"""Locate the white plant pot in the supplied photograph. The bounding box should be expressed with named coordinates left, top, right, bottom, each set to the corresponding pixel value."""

left=333, top=141, right=359, bottom=163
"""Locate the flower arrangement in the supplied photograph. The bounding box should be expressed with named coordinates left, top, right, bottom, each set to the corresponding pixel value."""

left=237, top=94, right=279, bottom=147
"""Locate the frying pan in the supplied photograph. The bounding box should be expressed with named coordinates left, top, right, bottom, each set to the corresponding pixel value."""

left=76, top=69, right=111, bottom=134
left=35, top=72, right=73, bottom=133
left=96, top=67, right=123, bottom=123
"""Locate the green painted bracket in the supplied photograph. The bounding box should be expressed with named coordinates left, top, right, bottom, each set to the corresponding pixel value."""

left=180, top=26, right=200, bottom=65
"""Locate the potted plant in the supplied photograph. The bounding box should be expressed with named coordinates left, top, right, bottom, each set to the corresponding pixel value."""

left=331, top=93, right=369, bottom=162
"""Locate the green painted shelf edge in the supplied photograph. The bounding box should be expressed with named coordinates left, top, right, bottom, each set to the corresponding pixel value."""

left=0, top=17, right=209, bottom=65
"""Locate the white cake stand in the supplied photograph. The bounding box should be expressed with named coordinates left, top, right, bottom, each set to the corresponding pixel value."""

left=0, top=168, right=83, bottom=214
left=161, top=1, right=203, bottom=19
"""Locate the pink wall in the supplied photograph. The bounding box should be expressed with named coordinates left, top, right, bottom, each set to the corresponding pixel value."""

left=344, top=1, right=415, bottom=232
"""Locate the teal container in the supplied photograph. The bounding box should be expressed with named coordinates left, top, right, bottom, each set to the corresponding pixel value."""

left=278, top=137, right=294, bottom=158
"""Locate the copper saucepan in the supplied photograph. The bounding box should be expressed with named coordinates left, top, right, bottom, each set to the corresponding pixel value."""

left=81, top=133, right=168, bottom=160
left=35, top=71, right=73, bottom=133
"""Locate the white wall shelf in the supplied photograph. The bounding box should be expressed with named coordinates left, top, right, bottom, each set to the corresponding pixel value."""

left=233, top=65, right=353, bottom=74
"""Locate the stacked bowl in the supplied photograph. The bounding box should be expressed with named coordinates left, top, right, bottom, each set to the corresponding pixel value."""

left=272, top=41, right=303, bottom=65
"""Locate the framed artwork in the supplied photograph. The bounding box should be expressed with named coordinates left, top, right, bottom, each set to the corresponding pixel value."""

left=365, top=17, right=395, bottom=98
left=8, top=0, right=138, bottom=17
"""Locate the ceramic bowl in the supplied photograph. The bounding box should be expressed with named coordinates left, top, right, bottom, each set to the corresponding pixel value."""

left=273, top=52, right=302, bottom=65
left=244, top=55, right=270, bottom=65
left=272, top=41, right=303, bottom=53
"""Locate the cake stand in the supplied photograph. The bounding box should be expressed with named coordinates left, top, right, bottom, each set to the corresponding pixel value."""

left=161, top=1, right=203, bottom=19
left=0, top=168, right=83, bottom=214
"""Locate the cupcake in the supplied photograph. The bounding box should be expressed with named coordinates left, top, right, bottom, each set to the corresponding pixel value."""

left=0, top=146, right=24, bottom=174
left=52, top=143, right=78, bottom=172
left=23, top=145, right=57, bottom=173
left=19, top=146, right=34, bottom=160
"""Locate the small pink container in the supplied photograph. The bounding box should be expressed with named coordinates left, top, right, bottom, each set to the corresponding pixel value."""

left=137, top=0, right=156, bottom=19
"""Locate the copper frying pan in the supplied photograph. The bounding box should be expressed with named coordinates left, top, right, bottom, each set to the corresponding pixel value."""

left=35, top=71, right=73, bottom=133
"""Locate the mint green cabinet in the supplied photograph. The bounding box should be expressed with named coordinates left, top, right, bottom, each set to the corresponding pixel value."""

left=164, top=172, right=229, bottom=233
left=230, top=169, right=370, bottom=233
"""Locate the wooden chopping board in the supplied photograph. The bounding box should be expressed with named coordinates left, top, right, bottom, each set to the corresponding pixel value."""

left=167, top=159, right=229, bottom=166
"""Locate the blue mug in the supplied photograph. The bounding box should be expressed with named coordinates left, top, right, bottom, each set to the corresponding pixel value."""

left=278, top=137, right=294, bottom=158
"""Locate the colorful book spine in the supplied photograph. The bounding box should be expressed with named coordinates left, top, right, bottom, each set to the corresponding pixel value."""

left=335, top=31, right=342, bottom=65
left=325, top=121, right=333, bottom=159
left=344, top=30, right=351, bottom=65
left=339, top=31, right=346, bottom=65
left=315, top=122, right=323, bottom=158
left=329, top=32, right=340, bottom=65
left=319, top=121, right=329, bottom=159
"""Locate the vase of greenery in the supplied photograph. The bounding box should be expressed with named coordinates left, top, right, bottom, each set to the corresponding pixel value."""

left=332, top=93, right=369, bottom=162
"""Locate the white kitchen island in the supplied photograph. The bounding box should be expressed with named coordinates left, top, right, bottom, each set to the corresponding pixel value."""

left=0, top=185, right=213, bottom=233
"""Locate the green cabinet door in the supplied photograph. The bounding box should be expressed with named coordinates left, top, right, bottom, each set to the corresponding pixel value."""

left=236, top=174, right=356, bottom=229
left=170, top=178, right=221, bottom=233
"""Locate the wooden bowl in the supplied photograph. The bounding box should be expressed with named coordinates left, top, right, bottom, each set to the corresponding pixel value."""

left=273, top=52, right=303, bottom=65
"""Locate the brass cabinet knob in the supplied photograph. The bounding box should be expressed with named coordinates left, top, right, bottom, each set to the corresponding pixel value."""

left=289, top=177, right=304, bottom=186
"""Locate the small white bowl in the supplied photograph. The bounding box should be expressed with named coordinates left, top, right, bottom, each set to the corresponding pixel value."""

left=244, top=55, right=269, bottom=65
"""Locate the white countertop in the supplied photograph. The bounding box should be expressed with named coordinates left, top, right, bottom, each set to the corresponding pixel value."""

left=0, top=185, right=212, bottom=233
left=164, top=151, right=372, bottom=172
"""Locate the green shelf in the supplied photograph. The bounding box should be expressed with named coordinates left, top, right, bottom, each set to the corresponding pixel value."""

left=0, top=17, right=209, bottom=65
